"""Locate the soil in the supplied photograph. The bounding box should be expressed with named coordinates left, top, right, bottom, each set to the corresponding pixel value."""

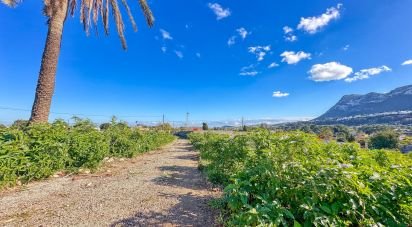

left=0, top=139, right=221, bottom=226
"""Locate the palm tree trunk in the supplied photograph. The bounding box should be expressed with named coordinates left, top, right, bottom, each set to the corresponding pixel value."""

left=29, top=1, right=68, bottom=124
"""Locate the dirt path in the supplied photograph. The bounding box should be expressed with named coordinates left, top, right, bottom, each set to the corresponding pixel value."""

left=0, top=139, right=221, bottom=226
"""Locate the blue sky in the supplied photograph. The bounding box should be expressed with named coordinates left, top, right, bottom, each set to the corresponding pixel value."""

left=1, top=0, right=412, bottom=125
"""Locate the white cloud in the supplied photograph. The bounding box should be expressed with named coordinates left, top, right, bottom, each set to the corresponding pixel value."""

left=161, top=46, right=167, bottom=53
left=227, top=36, right=236, bottom=46
left=237, top=27, right=249, bottom=39
left=283, top=26, right=293, bottom=34
left=240, top=64, right=259, bottom=76
left=280, top=51, right=311, bottom=64
left=160, top=29, right=173, bottom=40
left=401, top=59, right=412, bottom=65
left=174, top=50, right=184, bottom=59
left=240, top=71, right=259, bottom=76
left=283, top=26, right=298, bottom=42
left=273, top=91, right=290, bottom=98
left=345, top=65, right=391, bottom=82
left=268, top=62, right=279, bottom=69
left=248, top=45, right=271, bottom=61
left=297, top=4, right=342, bottom=34
left=285, top=35, right=298, bottom=42
left=208, top=3, right=231, bottom=20
left=196, top=53, right=201, bottom=58
left=309, top=62, right=353, bottom=82
left=343, top=44, right=350, bottom=51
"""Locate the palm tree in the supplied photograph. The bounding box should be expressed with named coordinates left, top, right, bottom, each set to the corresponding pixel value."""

left=2, top=0, right=154, bottom=123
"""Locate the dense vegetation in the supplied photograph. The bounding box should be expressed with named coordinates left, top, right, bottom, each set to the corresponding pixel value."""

left=190, top=130, right=412, bottom=226
left=0, top=118, right=175, bottom=188
left=369, top=130, right=400, bottom=150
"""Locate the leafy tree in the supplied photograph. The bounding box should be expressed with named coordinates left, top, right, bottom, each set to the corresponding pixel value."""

left=346, top=133, right=356, bottom=142
left=369, top=130, right=399, bottom=150
left=202, top=122, right=209, bottom=131
left=2, top=0, right=155, bottom=123
left=100, top=123, right=111, bottom=131
left=318, top=127, right=333, bottom=140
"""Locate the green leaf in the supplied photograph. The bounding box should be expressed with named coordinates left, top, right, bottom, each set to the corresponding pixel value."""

left=294, top=220, right=302, bottom=227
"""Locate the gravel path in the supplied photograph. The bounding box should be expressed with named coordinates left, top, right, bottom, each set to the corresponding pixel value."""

left=0, top=139, right=221, bottom=226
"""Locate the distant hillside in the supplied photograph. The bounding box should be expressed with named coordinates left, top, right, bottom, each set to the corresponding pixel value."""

left=314, top=85, right=412, bottom=125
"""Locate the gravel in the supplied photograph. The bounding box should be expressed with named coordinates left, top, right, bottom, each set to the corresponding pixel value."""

left=0, top=139, right=221, bottom=226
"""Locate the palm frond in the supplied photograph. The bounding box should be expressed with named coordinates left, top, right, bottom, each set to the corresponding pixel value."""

left=138, top=0, right=154, bottom=27
left=3, top=0, right=154, bottom=49
left=1, top=0, right=21, bottom=7
left=102, top=0, right=109, bottom=35
left=120, top=0, right=137, bottom=32
left=110, top=0, right=127, bottom=49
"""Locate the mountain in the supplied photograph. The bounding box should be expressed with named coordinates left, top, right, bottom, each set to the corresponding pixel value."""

left=314, top=85, right=412, bottom=125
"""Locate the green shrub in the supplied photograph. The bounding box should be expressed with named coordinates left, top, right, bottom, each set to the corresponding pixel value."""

left=11, top=119, right=29, bottom=130
left=190, top=130, right=412, bottom=226
left=369, top=130, right=399, bottom=149
left=0, top=118, right=175, bottom=188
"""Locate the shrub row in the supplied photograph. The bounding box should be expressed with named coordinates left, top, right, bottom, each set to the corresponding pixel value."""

left=190, top=130, right=412, bottom=226
left=0, top=119, right=175, bottom=188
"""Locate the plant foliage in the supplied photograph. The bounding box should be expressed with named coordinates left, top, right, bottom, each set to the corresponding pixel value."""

left=0, top=118, right=175, bottom=188
left=190, top=130, right=412, bottom=226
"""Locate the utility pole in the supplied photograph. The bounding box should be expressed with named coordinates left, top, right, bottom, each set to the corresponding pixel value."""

left=162, top=114, right=165, bottom=125
left=186, top=112, right=190, bottom=129
left=241, top=117, right=244, bottom=128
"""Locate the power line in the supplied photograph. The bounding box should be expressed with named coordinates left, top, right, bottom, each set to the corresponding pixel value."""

left=0, top=106, right=162, bottom=119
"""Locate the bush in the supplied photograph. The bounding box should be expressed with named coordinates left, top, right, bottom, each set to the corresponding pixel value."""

left=369, top=130, right=399, bottom=149
left=190, top=130, right=412, bottom=226
left=0, top=118, right=175, bottom=188
left=11, top=119, right=29, bottom=130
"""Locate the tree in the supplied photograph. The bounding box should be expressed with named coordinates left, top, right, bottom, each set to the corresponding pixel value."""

left=2, top=0, right=155, bottom=123
left=318, top=127, right=333, bottom=141
left=202, top=122, right=209, bottom=131
left=369, top=130, right=399, bottom=150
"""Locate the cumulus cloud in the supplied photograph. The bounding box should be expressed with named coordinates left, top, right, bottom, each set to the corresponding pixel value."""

left=273, top=91, right=290, bottom=98
left=283, top=26, right=293, bottom=34
left=161, top=46, right=167, bottom=53
left=160, top=29, right=173, bottom=40
left=345, top=65, right=391, bottom=82
left=174, top=50, right=184, bottom=59
left=285, top=35, right=298, bottom=42
left=280, top=51, right=311, bottom=64
left=248, top=45, right=271, bottom=61
left=237, top=27, right=249, bottom=39
left=283, top=26, right=298, bottom=42
left=401, top=59, right=412, bottom=65
left=297, top=4, right=342, bottom=34
left=268, top=62, right=279, bottom=69
left=208, top=3, right=231, bottom=20
left=309, top=62, right=353, bottom=82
